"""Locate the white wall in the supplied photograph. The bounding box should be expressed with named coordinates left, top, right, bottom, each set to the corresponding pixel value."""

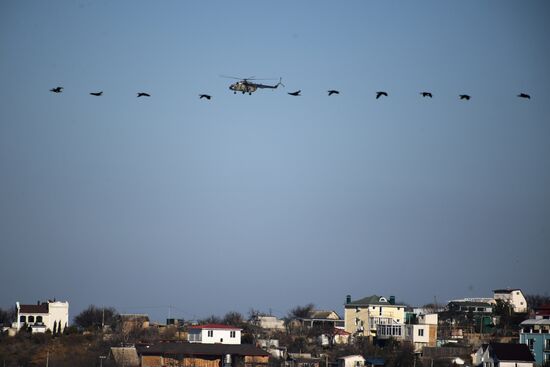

left=189, top=328, right=241, bottom=344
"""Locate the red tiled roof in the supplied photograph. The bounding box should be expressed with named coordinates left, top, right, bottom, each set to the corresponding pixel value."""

left=334, top=328, right=351, bottom=336
left=188, top=323, right=242, bottom=330
left=19, top=303, right=49, bottom=314
left=535, top=304, right=550, bottom=316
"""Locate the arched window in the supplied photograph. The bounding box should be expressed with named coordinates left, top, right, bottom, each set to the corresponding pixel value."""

left=36, top=316, right=43, bottom=323
left=28, top=316, right=35, bottom=323
left=20, top=315, right=26, bottom=323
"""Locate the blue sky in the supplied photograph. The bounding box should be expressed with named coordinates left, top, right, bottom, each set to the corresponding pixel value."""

left=1, top=1, right=549, bottom=322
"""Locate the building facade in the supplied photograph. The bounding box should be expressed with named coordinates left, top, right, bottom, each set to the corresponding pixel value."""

left=344, top=295, right=405, bottom=338
left=188, top=324, right=242, bottom=344
left=519, top=317, right=550, bottom=365
left=493, top=289, right=528, bottom=313
left=15, top=300, right=69, bottom=333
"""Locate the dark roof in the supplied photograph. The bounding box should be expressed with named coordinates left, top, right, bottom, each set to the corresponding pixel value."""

left=137, top=342, right=269, bottom=357
left=188, top=323, right=241, bottom=330
left=365, top=358, right=386, bottom=366
left=489, top=343, right=534, bottom=362
left=346, top=295, right=405, bottom=307
left=19, top=303, right=49, bottom=314
left=448, top=301, right=493, bottom=307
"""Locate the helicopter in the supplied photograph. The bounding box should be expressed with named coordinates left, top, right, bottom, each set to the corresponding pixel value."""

left=222, top=76, right=284, bottom=95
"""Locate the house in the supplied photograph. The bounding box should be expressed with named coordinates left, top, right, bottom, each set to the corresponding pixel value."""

left=298, top=310, right=345, bottom=329
left=403, top=314, right=438, bottom=352
left=257, top=339, right=285, bottom=359
left=137, top=342, right=269, bottom=367
left=15, top=300, right=69, bottom=333
left=473, top=343, right=535, bottom=367
left=447, top=301, right=493, bottom=314
left=188, top=323, right=242, bottom=344
left=519, top=305, right=550, bottom=365
left=287, top=353, right=321, bottom=367
left=251, top=315, right=286, bottom=332
left=534, top=304, right=550, bottom=319
left=337, top=355, right=365, bottom=367
left=319, top=328, right=351, bottom=346
left=120, top=314, right=150, bottom=334
left=376, top=312, right=437, bottom=352
left=344, top=294, right=405, bottom=338
left=493, top=289, right=528, bottom=313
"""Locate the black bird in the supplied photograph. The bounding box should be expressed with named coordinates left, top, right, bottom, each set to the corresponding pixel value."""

left=459, top=94, right=471, bottom=100
left=288, top=90, right=301, bottom=96
left=137, top=92, right=151, bottom=97
left=50, top=87, right=63, bottom=93
left=376, top=91, right=388, bottom=99
left=328, top=90, right=340, bottom=96
left=199, top=94, right=212, bottom=100
left=420, top=92, right=432, bottom=98
left=90, top=91, right=103, bottom=96
left=517, top=93, right=531, bottom=99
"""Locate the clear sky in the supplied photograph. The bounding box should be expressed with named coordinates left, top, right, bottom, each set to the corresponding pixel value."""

left=1, top=1, right=549, bottom=322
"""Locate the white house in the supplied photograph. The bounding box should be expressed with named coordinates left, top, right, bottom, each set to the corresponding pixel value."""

left=15, top=300, right=69, bottom=333
left=493, top=289, right=528, bottom=313
left=473, top=343, right=534, bottom=367
left=338, top=355, right=365, bottom=367
left=251, top=315, right=286, bottom=331
left=187, top=323, right=242, bottom=344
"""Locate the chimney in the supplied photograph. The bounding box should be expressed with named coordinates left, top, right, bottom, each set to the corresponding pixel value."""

left=346, top=295, right=351, bottom=304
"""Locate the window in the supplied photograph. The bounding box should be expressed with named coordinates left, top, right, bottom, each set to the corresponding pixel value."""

left=36, top=316, right=43, bottom=323
left=230, top=331, right=236, bottom=338
left=418, top=329, right=424, bottom=337
left=207, top=330, right=213, bottom=337
left=545, top=339, right=550, bottom=350
left=379, top=307, right=382, bottom=316
left=527, top=338, right=535, bottom=350
left=28, top=316, right=35, bottom=323
left=20, top=315, right=26, bottom=323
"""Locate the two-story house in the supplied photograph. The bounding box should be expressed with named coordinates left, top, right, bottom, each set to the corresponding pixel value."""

left=344, top=294, right=405, bottom=338
left=15, top=300, right=69, bottom=333
left=473, top=343, right=534, bottom=367
left=493, top=289, right=528, bottom=313
left=519, top=304, right=550, bottom=365
left=188, top=323, right=242, bottom=344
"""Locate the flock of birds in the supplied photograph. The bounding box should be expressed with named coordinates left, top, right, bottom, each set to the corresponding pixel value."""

left=48, top=86, right=532, bottom=101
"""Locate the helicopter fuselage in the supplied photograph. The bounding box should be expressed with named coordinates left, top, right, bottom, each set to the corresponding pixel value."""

left=229, top=81, right=257, bottom=95
left=229, top=78, right=283, bottom=95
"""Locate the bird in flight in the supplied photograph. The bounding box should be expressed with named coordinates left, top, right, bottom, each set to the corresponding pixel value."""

left=288, top=90, right=301, bottom=96
left=459, top=94, right=471, bottom=100
left=90, top=91, right=103, bottom=96
left=327, top=90, right=339, bottom=96
left=420, top=92, right=432, bottom=98
left=137, top=92, right=151, bottom=97
left=517, top=93, right=531, bottom=99
left=199, top=94, right=211, bottom=100
left=376, top=91, right=388, bottom=99
left=50, top=87, right=63, bottom=93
